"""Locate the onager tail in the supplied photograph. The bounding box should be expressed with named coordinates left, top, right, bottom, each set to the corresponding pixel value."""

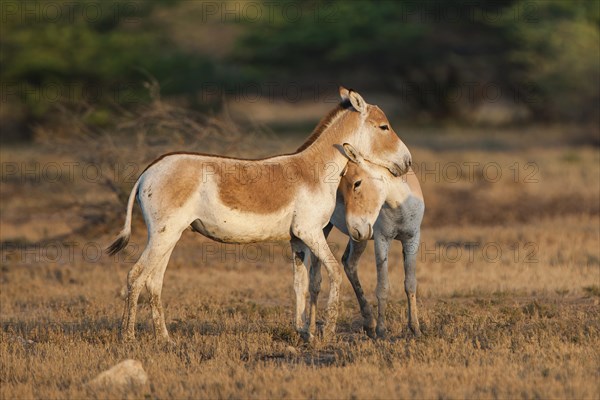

left=106, top=178, right=141, bottom=256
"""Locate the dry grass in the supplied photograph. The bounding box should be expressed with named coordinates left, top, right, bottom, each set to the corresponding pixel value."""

left=1, top=124, right=599, bottom=399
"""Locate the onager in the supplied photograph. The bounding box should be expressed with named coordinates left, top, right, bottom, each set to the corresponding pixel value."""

left=305, top=150, right=424, bottom=339
left=107, top=87, right=412, bottom=343
left=294, top=143, right=393, bottom=340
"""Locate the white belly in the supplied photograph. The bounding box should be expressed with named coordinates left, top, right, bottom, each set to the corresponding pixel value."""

left=192, top=190, right=294, bottom=243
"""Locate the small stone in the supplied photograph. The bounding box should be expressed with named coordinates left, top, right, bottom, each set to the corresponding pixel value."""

left=88, top=359, right=148, bottom=391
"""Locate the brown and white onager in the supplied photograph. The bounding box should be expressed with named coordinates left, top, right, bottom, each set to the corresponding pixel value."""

left=307, top=161, right=424, bottom=339
left=107, top=87, right=412, bottom=343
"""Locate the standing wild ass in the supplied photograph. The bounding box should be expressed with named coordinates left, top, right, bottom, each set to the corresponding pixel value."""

left=107, top=87, right=412, bottom=343
left=306, top=161, right=424, bottom=338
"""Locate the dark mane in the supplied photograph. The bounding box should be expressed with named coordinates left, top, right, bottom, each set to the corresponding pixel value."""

left=296, top=99, right=352, bottom=152
left=139, top=99, right=354, bottom=179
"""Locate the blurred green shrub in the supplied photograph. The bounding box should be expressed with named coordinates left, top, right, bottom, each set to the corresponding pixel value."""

left=1, top=0, right=598, bottom=141
left=0, top=0, right=226, bottom=139
left=234, top=0, right=599, bottom=123
left=500, top=1, right=599, bottom=121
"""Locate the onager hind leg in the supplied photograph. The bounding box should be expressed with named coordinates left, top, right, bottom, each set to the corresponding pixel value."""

left=121, top=258, right=145, bottom=341
left=145, top=240, right=179, bottom=344
left=121, top=231, right=182, bottom=343
left=402, top=234, right=421, bottom=337
left=341, top=239, right=376, bottom=338
left=122, top=248, right=156, bottom=342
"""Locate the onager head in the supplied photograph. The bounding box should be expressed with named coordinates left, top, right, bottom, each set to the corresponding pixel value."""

left=339, top=87, right=412, bottom=177
left=339, top=143, right=390, bottom=241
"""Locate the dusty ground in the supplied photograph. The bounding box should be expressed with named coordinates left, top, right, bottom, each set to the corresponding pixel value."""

left=1, top=124, right=599, bottom=399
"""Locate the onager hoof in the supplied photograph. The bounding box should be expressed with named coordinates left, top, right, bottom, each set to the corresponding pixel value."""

left=157, top=336, right=177, bottom=348
left=364, top=324, right=377, bottom=339
left=119, top=331, right=135, bottom=344
left=321, top=323, right=336, bottom=341
left=409, top=323, right=422, bottom=338
left=375, top=325, right=387, bottom=340
left=299, top=330, right=314, bottom=343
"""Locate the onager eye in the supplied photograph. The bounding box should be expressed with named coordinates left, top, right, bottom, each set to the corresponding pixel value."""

left=353, top=180, right=362, bottom=190
left=379, top=124, right=389, bottom=131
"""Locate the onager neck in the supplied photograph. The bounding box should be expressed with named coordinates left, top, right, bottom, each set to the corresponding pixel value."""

left=295, top=107, right=361, bottom=182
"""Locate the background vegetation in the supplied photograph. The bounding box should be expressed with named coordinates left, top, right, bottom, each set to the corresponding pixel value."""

left=1, top=0, right=599, bottom=141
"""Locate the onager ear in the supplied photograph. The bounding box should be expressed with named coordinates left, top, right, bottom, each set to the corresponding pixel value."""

left=342, top=143, right=363, bottom=164
left=348, top=90, right=367, bottom=114
left=340, top=164, right=348, bottom=176
left=339, top=86, right=350, bottom=102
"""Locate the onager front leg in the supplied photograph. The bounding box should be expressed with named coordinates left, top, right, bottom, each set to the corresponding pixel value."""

left=291, top=239, right=309, bottom=337
left=373, top=233, right=391, bottom=338
left=307, top=252, right=322, bottom=336
left=305, top=224, right=332, bottom=337
left=300, top=235, right=342, bottom=340
left=341, top=239, right=376, bottom=338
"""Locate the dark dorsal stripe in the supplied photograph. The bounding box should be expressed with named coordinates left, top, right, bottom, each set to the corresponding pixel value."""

left=139, top=100, right=353, bottom=177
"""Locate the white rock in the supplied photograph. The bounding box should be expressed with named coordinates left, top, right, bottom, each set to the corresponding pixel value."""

left=88, top=359, right=148, bottom=391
